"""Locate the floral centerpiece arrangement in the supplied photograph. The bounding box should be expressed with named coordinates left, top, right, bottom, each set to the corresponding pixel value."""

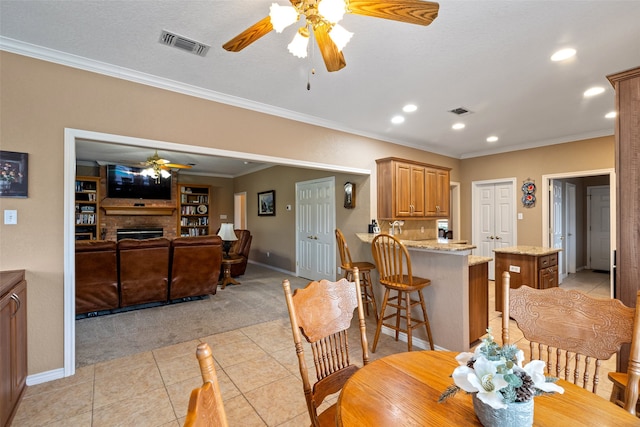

left=439, top=330, right=564, bottom=426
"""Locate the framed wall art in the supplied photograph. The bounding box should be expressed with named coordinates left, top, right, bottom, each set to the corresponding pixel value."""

left=258, top=190, right=275, bottom=216
left=0, top=150, right=28, bottom=198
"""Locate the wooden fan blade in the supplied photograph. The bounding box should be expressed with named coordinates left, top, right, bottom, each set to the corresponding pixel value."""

left=222, top=16, right=274, bottom=52
left=162, top=163, right=192, bottom=170
left=313, top=25, right=346, bottom=72
left=348, top=0, right=439, bottom=26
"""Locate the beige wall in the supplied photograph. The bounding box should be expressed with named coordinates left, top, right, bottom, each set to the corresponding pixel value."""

left=0, top=52, right=461, bottom=375
left=0, top=52, right=616, bottom=377
left=459, top=136, right=614, bottom=245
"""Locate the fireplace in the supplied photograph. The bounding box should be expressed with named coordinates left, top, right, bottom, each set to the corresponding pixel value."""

left=116, top=228, right=164, bottom=241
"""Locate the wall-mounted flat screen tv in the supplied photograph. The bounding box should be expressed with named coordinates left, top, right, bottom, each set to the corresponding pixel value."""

left=107, top=165, right=172, bottom=200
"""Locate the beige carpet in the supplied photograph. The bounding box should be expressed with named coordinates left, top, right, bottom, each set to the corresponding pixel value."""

left=75, top=264, right=309, bottom=367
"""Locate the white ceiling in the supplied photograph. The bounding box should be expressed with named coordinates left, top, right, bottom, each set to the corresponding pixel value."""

left=2, top=1, right=640, bottom=176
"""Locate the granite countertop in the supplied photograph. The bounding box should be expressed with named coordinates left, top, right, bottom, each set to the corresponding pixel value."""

left=355, top=233, right=476, bottom=252
left=493, top=246, right=561, bottom=256
left=468, top=255, right=492, bottom=266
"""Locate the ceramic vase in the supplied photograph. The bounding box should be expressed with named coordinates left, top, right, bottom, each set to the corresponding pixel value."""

left=472, top=394, right=534, bottom=427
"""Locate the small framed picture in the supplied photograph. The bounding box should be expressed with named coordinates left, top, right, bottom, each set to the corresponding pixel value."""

left=0, top=151, right=28, bottom=198
left=258, top=190, right=275, bottom=216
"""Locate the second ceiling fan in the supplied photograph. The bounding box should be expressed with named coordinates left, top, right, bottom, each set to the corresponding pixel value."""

left=222, top=0, right=440, bottom=72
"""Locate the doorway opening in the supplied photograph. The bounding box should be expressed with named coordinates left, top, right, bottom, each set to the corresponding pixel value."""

left=542, top=169, right=615, bottom=296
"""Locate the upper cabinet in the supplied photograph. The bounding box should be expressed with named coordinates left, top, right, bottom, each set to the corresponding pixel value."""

left=376, top=158, right=451, bottom=220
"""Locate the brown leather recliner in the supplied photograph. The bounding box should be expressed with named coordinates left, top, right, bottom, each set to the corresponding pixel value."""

left=75, top=240, right=119, bottom=315
left=118, top=237, right=171, bottom=307
left=169, top=235, right=223, bottom=300
left=229, top=229, right=252, bottom=277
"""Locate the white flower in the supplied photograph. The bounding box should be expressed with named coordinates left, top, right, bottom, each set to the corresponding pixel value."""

left=522, top=360, right=565, bottom=394
left=453, top=356, right=510, bottom=409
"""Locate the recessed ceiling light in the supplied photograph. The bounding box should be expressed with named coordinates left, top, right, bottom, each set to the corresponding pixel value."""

left=605, top=111, right=617, bottom=119
left=486, top=136, right=499, bottom=143
left=391, top=115, right=405, bottom=124
left=584, top=86, right=605, bottom=97
left=403, top=104, right=418, bottom=113
left=452, top=123, right=465, bottom=130
left=551, top=48, right=576, bottom=62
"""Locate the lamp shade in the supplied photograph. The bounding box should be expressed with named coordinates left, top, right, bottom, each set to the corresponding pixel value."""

left=218, top=223, right=238, bottom=241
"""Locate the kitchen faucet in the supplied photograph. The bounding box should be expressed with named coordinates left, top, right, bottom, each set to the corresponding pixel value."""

left=389, top=220, right=404, bottom=236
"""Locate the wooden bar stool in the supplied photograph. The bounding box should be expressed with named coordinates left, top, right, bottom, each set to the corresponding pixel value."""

left=335, top=229, right=378, bottom=322
left=370, top=233, right=434, bottom=352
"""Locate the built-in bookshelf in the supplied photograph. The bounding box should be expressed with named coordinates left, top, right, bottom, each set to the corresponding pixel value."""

left=178, top=184, right=211, bottom=237
left=75, top=176, right=100, bottom=240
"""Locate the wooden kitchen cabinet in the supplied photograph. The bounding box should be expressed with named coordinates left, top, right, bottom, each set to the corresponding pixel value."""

left=607, top=66, right=640, bottom=372
left=469, top=257, right=490, bottom=344
left=1, top=270, right=27, bottom=427
left=377, top=157, right=450, bottom=220
left=493, top=248, right=559, bottom=311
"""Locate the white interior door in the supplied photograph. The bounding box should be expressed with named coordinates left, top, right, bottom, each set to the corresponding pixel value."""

left=296, top=177, right=336, bottom=281
left=588, top=185, right=611, bottom=271
left=566, top=183, right=576, bottom=274
left=473, top=180, right=515, bottom=280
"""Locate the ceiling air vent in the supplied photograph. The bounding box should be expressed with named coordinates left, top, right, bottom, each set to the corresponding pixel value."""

left=448, top=107, right=472, bottom=116
left=159, top=30, right=210, bottom=57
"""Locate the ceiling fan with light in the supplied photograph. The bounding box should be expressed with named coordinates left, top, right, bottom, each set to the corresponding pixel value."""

left=222, top=0, right=439, bottom=72
left=137, top=150, right=192, bottom=181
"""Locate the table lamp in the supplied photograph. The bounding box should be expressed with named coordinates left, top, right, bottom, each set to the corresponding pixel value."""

left=217, top=223, right=238, bottom=259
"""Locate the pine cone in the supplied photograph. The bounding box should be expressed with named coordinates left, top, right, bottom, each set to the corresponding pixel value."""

left=467, top=357, right=476, bottom=369
left=514, top=370, right=535, bottom=402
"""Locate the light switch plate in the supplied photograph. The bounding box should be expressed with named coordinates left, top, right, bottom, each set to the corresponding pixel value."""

left=4, top=210, right=17, bottom=225
left=509, top=265, right=521, bottom=273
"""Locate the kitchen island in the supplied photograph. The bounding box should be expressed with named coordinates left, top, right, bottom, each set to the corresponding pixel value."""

left=356, top=233, right=488, bottom=351
left=493, top=246, right=561, bottom=311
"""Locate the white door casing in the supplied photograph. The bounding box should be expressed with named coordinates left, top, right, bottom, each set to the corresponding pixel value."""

left=296, top=177, right=336, bottom=281
left=472, top=179, right=516, bottom=280
left=550, top=180, right=565, bottom=281
left=588, top=185, right=611, bottom=271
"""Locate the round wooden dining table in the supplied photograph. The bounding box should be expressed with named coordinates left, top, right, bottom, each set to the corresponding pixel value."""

left=336, top=351, right=640, bottom=426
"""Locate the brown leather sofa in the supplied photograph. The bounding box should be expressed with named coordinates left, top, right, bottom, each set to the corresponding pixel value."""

left=118, top=237, right=171, bottom=308
left=169, top=235, right=222, bottom=300
left=75, top=240, right=119, bottom=315
left=229, top=229, right=252, bottom=277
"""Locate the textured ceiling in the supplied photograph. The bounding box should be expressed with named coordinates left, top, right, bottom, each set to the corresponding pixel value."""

left=2, top=0, right=640, bottom=175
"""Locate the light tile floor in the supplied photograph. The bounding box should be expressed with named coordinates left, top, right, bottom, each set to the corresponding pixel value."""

left=14, top=270, right=619, bottom=426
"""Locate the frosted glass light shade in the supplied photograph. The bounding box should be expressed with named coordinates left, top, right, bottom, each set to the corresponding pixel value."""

left=218, top=223, right=238, bottom=241
left=329, top=24, right=353, bottom=51
left=288, top=28, right=309, bottom=58
left=318, top=0, right=347, bottom=23
left=270, top=3, right=298, bottom=33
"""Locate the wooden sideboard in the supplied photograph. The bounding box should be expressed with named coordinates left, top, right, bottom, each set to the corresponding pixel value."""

left=0, top=270, right=27, bottom=427
left=493, top=247, right=560, bottom=311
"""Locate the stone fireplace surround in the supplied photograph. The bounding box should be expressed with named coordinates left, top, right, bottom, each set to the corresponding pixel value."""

left=98, top=167, right=179, bottom=241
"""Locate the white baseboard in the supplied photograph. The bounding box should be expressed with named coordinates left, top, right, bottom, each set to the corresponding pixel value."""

left=247, top=260, right=295, bottom=276
left=380, top=326, right=448, bottom=351
left=27, top=368, right=65, bottom=386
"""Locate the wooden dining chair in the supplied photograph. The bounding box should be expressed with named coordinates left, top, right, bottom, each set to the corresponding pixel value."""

left=184, top=343, right=229, bottom=427
left=608, top=290, right=640, bottom=416
left=370, top=233, right=434, bottom=352
left=335, top=228, right=378, bottom=321
left=283, top=268, right=369, bottom=427
left=500, top=271, right=638, bottom=402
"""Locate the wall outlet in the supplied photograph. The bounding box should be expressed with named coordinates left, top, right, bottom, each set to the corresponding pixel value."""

left=266, top=251, right=270, bottom=257
left=509, top=265, right=521, bottom=273
left=220, top=214, right=227, bottom=219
